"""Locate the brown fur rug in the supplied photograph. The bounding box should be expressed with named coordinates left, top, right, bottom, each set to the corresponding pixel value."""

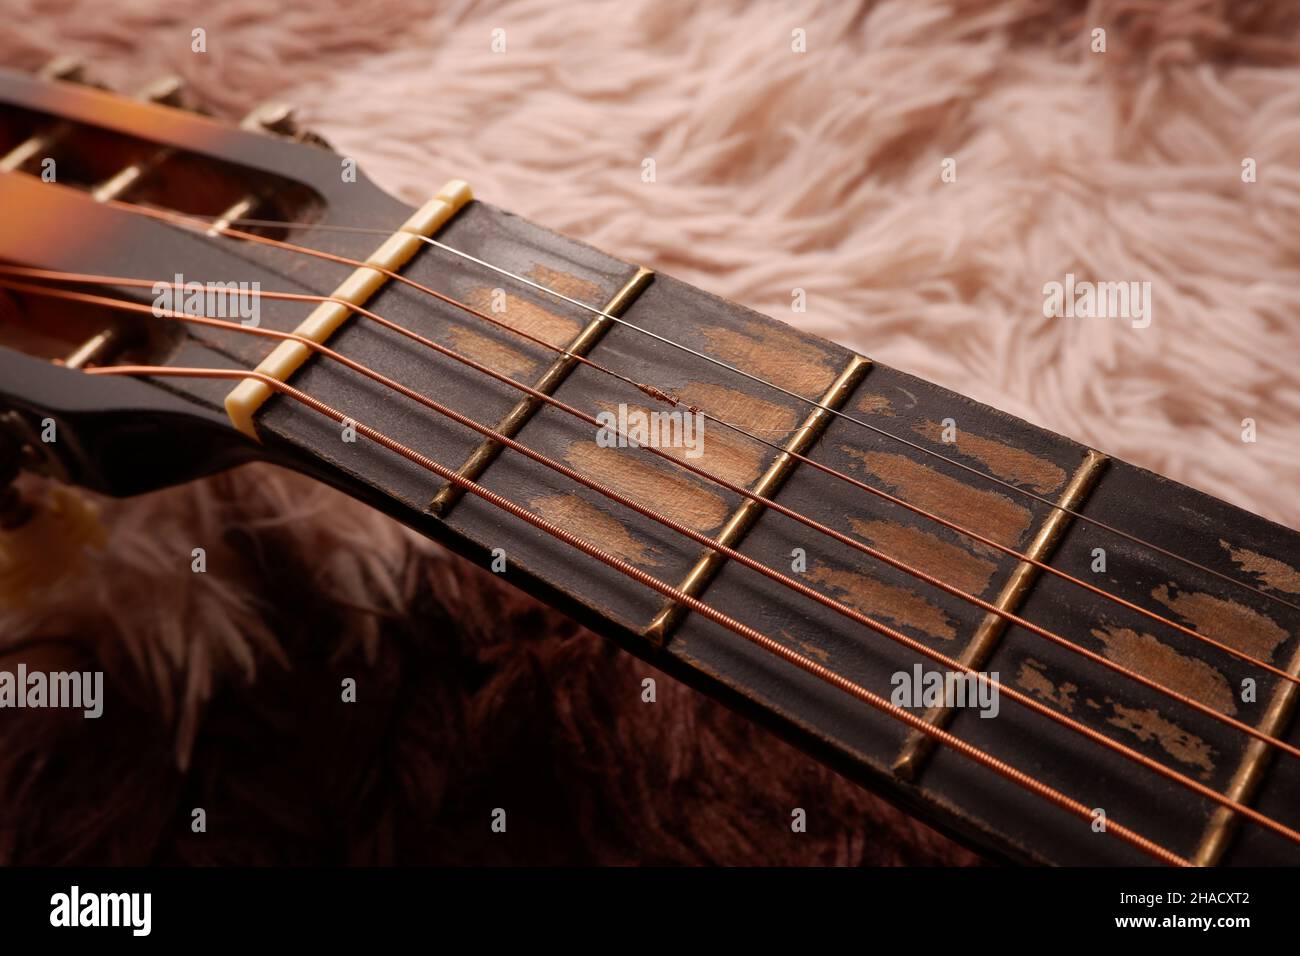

left=2, top=0, right=1298, bottom=865
left=3, top=468, right=971, bottom=864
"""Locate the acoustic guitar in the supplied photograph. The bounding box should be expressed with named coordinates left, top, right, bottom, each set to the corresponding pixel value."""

left=1, top=59, right=1297, bottom=867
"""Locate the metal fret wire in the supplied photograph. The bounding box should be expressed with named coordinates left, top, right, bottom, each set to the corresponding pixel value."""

left=119, top=209, right=1300, bottom=618
left=90, top=201, right=1300, bottom=688
left=4, top=68, right=1287, bottom=867
left=8, top=266, right=1300, bottom=748
left=82, top=361, right=1190, bottom=868
left=11, top=272, right=1300, bottom=859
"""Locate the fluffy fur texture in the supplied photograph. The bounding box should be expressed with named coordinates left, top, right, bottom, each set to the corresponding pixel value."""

left=0, top=0, right=1296, bottom=864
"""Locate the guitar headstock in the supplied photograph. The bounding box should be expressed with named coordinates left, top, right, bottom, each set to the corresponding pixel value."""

left=0, top=59, right=420, bottom=495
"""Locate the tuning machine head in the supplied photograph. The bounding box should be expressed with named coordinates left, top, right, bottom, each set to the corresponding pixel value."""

left=242, top=100, right=332, bottom=150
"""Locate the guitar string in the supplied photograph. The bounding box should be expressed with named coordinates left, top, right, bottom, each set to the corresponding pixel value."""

left=15, top=184, right=1294, bottom=842
left=111, top=206, right=1300, bottom=618
left=52, top=199, right=1300, bottom=682
left=9, top=265, right=1300, bottom=759
left=14, top=276, right=1300, bottom=850
left=0, top=79, right=1267, bottom=868
left=80, top=360, right=1190, bottom=868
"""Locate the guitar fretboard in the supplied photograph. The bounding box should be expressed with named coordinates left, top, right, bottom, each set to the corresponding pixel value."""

left=2, top=67, right=1298, bottom=866
left=229, top=199, right=1300, bottom=866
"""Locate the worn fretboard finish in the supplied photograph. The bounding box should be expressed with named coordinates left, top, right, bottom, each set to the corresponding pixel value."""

left=2, top=68, right=1298, bottom=866
left=231, top=203, right=1300, bottom=865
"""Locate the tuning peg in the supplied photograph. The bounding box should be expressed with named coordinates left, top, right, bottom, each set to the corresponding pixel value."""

left=134, top=74, right=186, bottom=109
left=36, top=56, right=84, bottom=83
left=88, top=76, right=192, bottom=203
left=240, top=100, right=332, bottom=149
left=242, top=100, right=296, bottom=134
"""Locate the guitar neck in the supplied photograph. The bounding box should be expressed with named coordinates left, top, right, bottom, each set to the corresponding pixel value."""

left=201, top=197, right=1299, bottom=867
left=2, top=68, right=1298, bottom=866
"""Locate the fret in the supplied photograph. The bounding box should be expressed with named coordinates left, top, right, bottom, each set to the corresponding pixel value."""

left=7, top=66, right=1300, bottom=864
left=254, top=198, right=657, bottom=619
left=1224, top=674, right=1300, bottom=865
left=664, top=362, right=1131, bottom=862
left=892, top=448, right=1109, bottom=780
left=1194, top=639, right=1300, bottom=865
left=916, top=458, right=1300, bottom=863
left=641, top=353, right=870, bottom=646
left=427, top=265, right=655, bottom=517
left=1184, top=522, right=1300, bottom=866
left=436, top=272, right=826, bottom=632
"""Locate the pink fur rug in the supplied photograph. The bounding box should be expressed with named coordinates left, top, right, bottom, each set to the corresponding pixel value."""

left=1, top=1, right=1297, bottom=864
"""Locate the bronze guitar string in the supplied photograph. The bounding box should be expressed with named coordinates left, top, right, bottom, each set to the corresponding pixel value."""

left=63, top=201, right=1300, bottom=697
left=0, top=65, right=1286, bottom=871
left=8, top=265, right=1300, bottom=760
left=12, top=187, right=1300, bottom=858
left=79, top=360, right=1190, bottom=868
left=122, top=209, right=1300, bottom=618
left=12, top=274, right=1300, bottom=854
left=83, top=198, right=1300, bottom=684
left=0, top=63, right=1278, bottom=616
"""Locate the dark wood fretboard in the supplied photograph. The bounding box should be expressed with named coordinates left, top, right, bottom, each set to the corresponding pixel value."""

left=3, top=68, right=1298, bottom=865
left=187, top=197, right=1300, bottom=866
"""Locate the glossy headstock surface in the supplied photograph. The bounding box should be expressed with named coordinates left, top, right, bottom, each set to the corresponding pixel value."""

left=0, top=62, right=418, bottom=490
